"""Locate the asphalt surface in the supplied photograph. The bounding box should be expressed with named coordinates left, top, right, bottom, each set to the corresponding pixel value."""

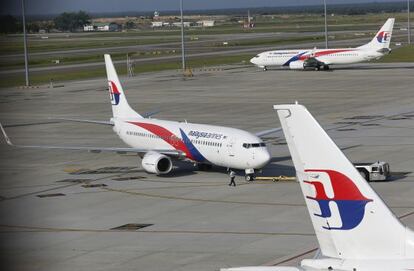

left=0, top=63, right=413, bottom=271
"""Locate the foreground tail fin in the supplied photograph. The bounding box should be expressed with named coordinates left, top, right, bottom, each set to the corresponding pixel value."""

left=104, top=54, right=142, bottom=119
left=359, top=18, right=394, bottom=50
left=274, top=104, right=413, bottom=260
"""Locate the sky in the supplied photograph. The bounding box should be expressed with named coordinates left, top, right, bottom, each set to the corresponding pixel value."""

left=0, top=0, right=405, bottom=15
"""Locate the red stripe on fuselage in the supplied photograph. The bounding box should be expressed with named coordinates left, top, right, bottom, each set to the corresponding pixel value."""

left=127, top=121, right=194, bottom=160
left=299, top=49, right=355, bottom=60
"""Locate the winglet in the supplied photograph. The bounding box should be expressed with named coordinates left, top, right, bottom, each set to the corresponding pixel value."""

left=0, top=123, right=13, bottom=146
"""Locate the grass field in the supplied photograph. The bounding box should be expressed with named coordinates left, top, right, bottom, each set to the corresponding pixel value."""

left=1, top=12, right=409, bottom=55
left=0, top=36, right=181, bottom=55
left=0, top=54, right=252, bottom=88
left=1, top=12, right=412, bottom=88
left=377, top=45, right=414, bottom=62
left=1, top=45, right=413, bottom=89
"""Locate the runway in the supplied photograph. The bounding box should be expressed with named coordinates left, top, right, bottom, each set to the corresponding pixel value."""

left=0, top=64, right=413, bottom=271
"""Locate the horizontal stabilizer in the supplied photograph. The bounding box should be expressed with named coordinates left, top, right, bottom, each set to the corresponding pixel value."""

left=255, top=127, right=282, bottom=137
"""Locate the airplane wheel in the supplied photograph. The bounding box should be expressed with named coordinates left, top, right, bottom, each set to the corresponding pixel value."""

left=245, top=174, right=255, bottom=182
left=263, top=66, right=267, bottom=71
left=323, top=65, right=330, bottom=70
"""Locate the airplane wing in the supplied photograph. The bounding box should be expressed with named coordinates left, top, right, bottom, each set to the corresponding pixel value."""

left=141, top=109, right=161, bottom=118
left=255, top=127, right=282, bottom=137
left=0, top=123, right=183, bottom=156
left=51, top=110, right=160, bottom=126
left=51, top=118, right=114, bottom=126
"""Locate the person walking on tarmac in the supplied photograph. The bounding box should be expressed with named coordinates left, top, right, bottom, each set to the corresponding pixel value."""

left=229, top=170, right=236, bottom=187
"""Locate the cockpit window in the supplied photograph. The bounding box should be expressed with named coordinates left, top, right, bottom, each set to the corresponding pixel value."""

left=254, top=55, right=260, bottom=58
left=243, top=142, right=266, bottom=149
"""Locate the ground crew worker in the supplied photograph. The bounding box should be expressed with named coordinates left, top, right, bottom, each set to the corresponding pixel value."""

left=229, top=170, right=236, bottom=187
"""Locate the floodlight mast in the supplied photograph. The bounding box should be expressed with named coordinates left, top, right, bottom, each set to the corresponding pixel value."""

left=21, top=0, right=30, bottom=86
left=180, top=0, right=186, bottom=71
left=324, top=0, right=329, bottom=49
left=408, top=0, right=411, bottom=44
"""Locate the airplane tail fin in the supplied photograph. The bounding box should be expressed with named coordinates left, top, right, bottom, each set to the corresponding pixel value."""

left=359, top=18, right=394, bottom=51
left=104, top=54, right=142, bottom=119
left=273, top=104, right=413, bottom=260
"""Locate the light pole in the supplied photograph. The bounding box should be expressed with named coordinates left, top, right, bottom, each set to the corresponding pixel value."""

left=408, top=0, right=411, bottom=44
left=21, top=0, right=30, bottom=86
left=323, top=0, right=328, bottom=48
left=180, top=0, right=186, bottom=71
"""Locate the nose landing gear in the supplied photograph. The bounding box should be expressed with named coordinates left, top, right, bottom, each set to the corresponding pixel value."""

left=245, top=168, right=256, bottom=182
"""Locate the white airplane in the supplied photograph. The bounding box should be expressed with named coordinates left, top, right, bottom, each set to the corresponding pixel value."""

left=0, top=54, right=277, bottom=181
left=221, top=103, right=414, bottom=271
left=250, top=18, right=395, bottom=71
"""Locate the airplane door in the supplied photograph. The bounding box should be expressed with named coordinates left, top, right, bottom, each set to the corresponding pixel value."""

left=226, top=137, right=236, bottom=158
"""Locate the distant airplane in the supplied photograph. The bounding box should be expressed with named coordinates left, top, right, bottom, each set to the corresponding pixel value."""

left=221, top=103, right=414, bottom=271
left=250, top=18, right=395, bottom=70
left=0, top=54, right=278, bottom=181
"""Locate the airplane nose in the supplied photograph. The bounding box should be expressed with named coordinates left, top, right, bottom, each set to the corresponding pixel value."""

left=250, top=57, right=257, bottom=65
left=255, top=149, right=271, bottom=168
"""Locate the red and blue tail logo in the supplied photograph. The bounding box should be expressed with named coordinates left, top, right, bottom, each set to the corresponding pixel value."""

left=304, top=169, right=373, bottom=230
left=108, top=81, right=121, bottom=105
left=376, top=31, right=390, bottom=43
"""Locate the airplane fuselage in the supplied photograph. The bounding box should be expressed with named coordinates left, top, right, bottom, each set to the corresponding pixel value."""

left=114, top=118, right=271, bottom=170
left=250, top=48, right=384, bottom=68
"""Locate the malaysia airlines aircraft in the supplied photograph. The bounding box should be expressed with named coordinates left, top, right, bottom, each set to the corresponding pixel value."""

left=0, top=54, right=277, bottom=181
left=222, top=104, right=414, bottom=271
left=250, top=18, right=395, bottom=71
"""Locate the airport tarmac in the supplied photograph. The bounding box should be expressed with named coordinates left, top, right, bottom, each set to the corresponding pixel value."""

left=0, top=63, right=413, bottom=271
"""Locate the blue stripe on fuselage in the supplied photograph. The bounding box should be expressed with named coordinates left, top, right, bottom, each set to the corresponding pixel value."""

left=282, top=51, right=308, bottom=66
left=180, top=129, right=208, bottom=163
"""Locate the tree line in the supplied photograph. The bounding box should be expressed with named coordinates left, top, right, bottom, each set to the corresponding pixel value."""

left=0, top=11, right=91, bottom=34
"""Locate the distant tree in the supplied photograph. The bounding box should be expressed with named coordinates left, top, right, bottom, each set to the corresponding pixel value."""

left=38, top=21, right=55, bottom=32
left=125, top=20, right=135, bottom=29
left=0, top=15, right=20, bottom=34
left=27, top=22, right=40, bottom=33
left=53, top=11, right=91, bottom=32
left=75, top=10, right=91, bottom=28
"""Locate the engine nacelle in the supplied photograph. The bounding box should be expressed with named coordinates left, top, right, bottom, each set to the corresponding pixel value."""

left=289, top=61, right=305, bottom=70
left=141, top=151, right=173, bottom=175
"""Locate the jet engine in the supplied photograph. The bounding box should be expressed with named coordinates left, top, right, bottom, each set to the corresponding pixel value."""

left=141, top=151, right=173, bottom=175
left=289, top=61, right=305, bottom=70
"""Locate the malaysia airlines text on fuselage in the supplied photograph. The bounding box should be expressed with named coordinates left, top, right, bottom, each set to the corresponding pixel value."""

left=250, top=18, right=395, bottom=70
